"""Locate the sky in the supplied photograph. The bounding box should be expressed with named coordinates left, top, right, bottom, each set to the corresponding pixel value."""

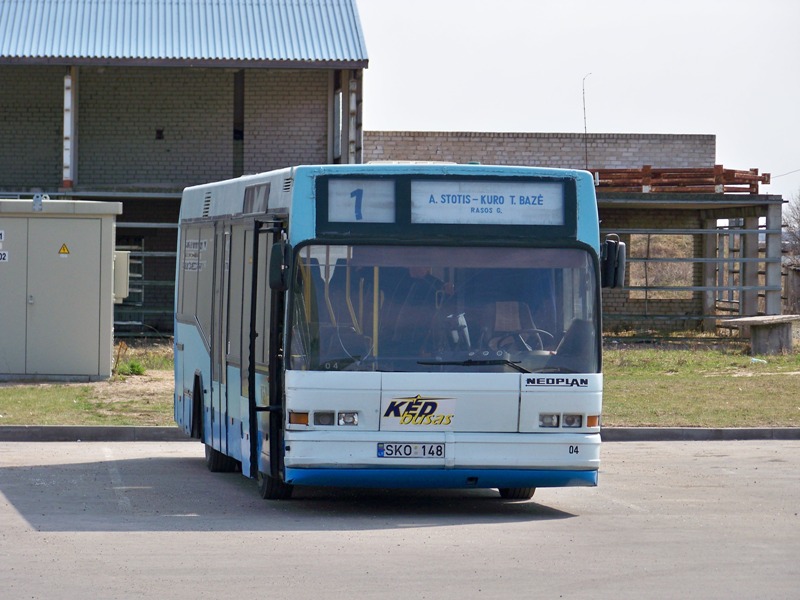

left=355, top=0, right=800, bottom=203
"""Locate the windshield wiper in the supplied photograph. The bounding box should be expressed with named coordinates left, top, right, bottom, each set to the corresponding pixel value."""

left=418, top=358, right=530, bottom=374
left=532, top=366, right=579, bottom=374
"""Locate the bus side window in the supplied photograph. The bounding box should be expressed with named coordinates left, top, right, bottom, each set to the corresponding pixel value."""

left=178, top=226, right=200, bottom=322
left=195, top=226, right=215, bottom=346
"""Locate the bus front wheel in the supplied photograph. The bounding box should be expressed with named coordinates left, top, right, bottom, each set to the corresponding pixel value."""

left=498, top=487, right=536, bottom=500
left=258, top=471, right=294, bottom=500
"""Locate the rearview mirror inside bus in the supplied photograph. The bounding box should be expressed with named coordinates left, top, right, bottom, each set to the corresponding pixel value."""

left=269, top=241, right=292, bottom=291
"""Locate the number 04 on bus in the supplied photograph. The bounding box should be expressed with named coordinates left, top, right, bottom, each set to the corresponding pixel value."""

left=173, top=164, right=625, bottom=500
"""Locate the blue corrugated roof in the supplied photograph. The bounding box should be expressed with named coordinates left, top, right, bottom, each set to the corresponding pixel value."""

left=0, top=0, right=368, bottom=67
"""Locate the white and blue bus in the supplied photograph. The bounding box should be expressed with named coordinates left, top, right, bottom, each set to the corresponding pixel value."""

left=174, top=163, right=625, bottom=500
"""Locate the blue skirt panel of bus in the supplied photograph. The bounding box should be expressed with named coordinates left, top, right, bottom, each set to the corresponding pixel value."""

left=284, top=468, right=597, bottom=489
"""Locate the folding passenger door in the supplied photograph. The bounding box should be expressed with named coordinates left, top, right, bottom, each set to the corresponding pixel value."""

left=225, top=223, right=247, bottom=465
left=211, top=224, right=231, bottom=452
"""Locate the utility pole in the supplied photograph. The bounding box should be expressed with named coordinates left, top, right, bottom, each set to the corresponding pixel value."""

left=582, top=73, right=592, bottom=171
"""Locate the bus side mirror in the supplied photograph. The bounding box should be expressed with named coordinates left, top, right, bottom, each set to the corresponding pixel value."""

left=269, top=241, right=292, bottom=291
left=601, top=234, right=626, bottom=289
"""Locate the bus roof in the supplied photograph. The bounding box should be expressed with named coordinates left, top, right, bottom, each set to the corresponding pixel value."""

left=179, top=164, right=599, bottom=249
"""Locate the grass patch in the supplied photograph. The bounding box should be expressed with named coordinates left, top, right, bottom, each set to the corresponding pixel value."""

left=115, top=359, right=146, bottom=377
left=112, top=340, right=173, bottom=376
left=0, top=384, right=95, bottom=425
left=0, top=380, right=172, bottom=426
left=0, top=339, right=175, bottom=426
left=603, top=347, right=800, bottom=427
left=1, top=340, right=799, bottom=428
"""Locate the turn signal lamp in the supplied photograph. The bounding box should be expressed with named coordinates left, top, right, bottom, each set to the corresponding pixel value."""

left=586, top=415, right=600, bottom=428
left=288, top=411, right=309, bottom=426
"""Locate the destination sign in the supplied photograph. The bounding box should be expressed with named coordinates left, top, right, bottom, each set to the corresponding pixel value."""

left=410, top=180, right=565, bottom=226
left=328, top=179, right=396, bottom=223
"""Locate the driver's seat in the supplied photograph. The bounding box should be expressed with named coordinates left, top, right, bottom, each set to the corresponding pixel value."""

left=488, top=301, right=543, bottom=352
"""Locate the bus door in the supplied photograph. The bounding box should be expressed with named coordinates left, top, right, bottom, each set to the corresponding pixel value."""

left=226, top=224, right=247, bottom=462
left=239, top=223, right=271, bottom=475
left=211, top=224, right=231, bottom=453
left=242, top=222, right=282, bottom=478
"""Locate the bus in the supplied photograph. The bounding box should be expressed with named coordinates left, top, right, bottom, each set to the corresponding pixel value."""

left=174, top=163, right=625, bottom=500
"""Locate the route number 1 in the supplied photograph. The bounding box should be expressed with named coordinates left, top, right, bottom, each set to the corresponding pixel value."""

left=350, top=188, right=364, bottom=221
left=328, top=179, right=395, bottom=224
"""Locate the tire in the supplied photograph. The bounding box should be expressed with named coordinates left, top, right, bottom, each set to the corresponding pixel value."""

left=257, top=471, right=294, bottom=500
left=190, top=377, right=204, bottom=439
left=204, top=444, right=239, bottom=473
left=498, top=487, right=536, bottom=500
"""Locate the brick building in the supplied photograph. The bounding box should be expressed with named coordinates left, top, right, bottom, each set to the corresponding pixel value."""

left=364, top=131, right=716, bottom=170
left=364, top=131, right=783, bottom=333
left=0, top=0, right=367, bottom=333
left=0, top=1, right=784, bottom=336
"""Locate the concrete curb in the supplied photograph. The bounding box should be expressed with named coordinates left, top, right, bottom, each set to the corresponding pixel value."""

left=0, top=426, right=190, bottom=442
left=0, top=425, right=798, bottom=443
left=601, top=427, right=800, bottom=442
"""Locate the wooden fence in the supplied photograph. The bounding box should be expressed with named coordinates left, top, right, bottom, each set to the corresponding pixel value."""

left=594, top=165, right=770, bottom=194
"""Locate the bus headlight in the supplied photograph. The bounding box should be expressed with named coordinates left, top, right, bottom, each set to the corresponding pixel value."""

left=338, top=411, right=359, bottom=426
left=539, top=413, right=560, bottom=428
left=313, top=411, right=335, bottom=426
left=562, top=414, right=583, bottom=428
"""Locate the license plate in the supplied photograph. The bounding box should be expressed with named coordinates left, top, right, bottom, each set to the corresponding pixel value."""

left=377, top=442, right=444, bottom=458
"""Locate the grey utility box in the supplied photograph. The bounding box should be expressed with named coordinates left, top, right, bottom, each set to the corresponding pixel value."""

left=0, top=198, right=123, bottom=380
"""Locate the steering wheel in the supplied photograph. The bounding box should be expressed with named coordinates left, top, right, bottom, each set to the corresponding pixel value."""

left=489, top=328, right=554, bottom=353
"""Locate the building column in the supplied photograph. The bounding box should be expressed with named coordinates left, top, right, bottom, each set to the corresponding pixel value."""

left=339, top=71, right=350, bottom=164
left=351, top=69, right=363, bottom=164
left=333, top=69, right=363, bottom=165
left=62, top=66, right=78, bottom=188
left=740, top=216, right=760, bottom=317
left=764, top=202, right=782, bottom=315
left=702, top=218, right=718, bottom=331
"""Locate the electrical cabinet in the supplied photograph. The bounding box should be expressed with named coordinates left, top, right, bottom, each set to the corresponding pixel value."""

left=0, top=199, right=123, bottom=380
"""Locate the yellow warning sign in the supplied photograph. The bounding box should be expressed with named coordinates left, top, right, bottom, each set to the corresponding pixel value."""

left=58, top=243, right=70, bottom=255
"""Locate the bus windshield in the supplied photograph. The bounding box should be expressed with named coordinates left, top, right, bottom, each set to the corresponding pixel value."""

left=289, top=245, right=598, bottom=374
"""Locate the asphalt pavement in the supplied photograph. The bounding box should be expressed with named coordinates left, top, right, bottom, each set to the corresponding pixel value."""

left=2, top=440, right=798, bottom=598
